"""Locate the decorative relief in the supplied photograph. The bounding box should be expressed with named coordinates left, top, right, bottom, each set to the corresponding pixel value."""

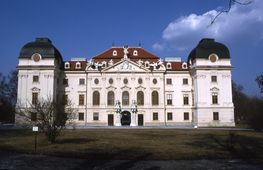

left=196, top=75, right=206, bottom=79
left=32, top=53, right=41, bottom=62
left=31, top=87, right=40, bottom=92
left=19, top=75, right=28, bottom=78
left=222, top=75, right=230, bottom=79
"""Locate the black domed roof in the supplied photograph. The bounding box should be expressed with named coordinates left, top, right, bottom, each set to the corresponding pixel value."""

left=19, top=38, right=63, bottom=61
left=188, top=38, right=230, bottom=62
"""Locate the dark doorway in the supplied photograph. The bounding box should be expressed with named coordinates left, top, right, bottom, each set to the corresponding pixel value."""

left=138, top=114, right=144, bottom=126
left=121, top=111, right=131, bottom=126
left=108, top=114, right=114, bottom=126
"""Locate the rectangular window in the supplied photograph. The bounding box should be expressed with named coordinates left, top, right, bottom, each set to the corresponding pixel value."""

left=79, top=94, right=84, bottom=105
left=213, top=112, right=219, bottom=121
left=31, top=113, right=37, bottom=121
left=184, top=112, right=189, bottom=120
left=93, top=112, right=99, bottom=121
left=33, top=75, right=39, bottom=83
left=166, top=78, right=172, bottom=85
left=63, top=78, right=68, bottom=86
left=167, top=94, right=172, bottom=105
left=167, top=112, right=173, bottom=120
left=211, top=76, right=217, bottom=82
left=32, top=92, right=38, bottom=105
left=212, top=94, right=218, bottom=104
left=183, top=95, right=189, bottom=105
left=79, top=78, right=85, bottom=85
left=78, top=112, right=84, bottom=121
left=153, top=112, right=158, bottom=120
left=183, top=78, right=188, bottom=85
left=63, top=94, right=68, bottom=105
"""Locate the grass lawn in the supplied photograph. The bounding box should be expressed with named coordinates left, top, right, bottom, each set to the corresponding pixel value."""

left=0, top=129, right=262, bottom=162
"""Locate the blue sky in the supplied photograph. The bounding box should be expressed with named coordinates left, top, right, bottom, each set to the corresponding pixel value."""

left=0, top=0, right=262, bottom=96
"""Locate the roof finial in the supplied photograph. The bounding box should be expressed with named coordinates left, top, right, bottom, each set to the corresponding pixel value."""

left=112, top=41, right=115, bottom=47
left=138, top=41, right=142, bottom=47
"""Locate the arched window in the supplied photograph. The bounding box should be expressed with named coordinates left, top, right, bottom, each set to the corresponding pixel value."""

left=137, top=91, right=144, bottom=106
left=65, top=62, right=70, bottom=69
left=76, top=62, right=81, bottom=69
left=93, top=91, right=100, bottom=106
left=182, top=62, right=187, bottom=69
left=107, top=91, right=115, bottom=106
left=167, top=63, right=171, bottom=69
left=152, top=91, right=159, bottom=105
left=133, top=50, right=138, bottom=56
left=122, top=91, right=129, bottom=105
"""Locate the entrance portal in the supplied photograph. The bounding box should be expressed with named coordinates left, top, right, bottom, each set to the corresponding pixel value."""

left=121, top=111, right=131, bottom=126
left=138, top=114, right=144, bottom=126
left=108, top=114, right=114, bottom=126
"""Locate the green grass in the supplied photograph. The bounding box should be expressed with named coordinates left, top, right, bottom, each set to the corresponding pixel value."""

left=0, top=129, right=262, bottom=162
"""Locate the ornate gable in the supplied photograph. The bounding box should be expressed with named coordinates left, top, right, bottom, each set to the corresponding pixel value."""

left=102, top=59, right=150, bottom=73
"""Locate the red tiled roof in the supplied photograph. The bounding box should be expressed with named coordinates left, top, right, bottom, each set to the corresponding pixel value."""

left=63, top=46, right=189, bottom=72
left=92, top=47, right=159, bottom=60
left=64, top=61, right=87, bottom=71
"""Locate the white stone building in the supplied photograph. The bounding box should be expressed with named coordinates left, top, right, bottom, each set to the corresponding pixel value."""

left=16, top=38, right=235, bottom=127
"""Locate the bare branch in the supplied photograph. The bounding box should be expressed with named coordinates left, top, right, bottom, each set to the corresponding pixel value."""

left=210, top=0, right=253, bottom=25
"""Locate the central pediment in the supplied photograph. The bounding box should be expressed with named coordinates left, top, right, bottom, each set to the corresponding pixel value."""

left=101, top=59, right=150, bottom=73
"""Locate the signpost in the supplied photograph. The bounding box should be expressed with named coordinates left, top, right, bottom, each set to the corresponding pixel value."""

left=32, top=126, right=38, bottom=152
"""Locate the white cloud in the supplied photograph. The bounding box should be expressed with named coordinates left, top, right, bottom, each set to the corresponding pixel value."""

left=153, top=0, right=263, bottom=52
left=152, top=42, right=165, bottom=51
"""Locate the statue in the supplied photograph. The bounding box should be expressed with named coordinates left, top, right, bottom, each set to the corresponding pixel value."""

left=123, top=45, right=129, bottom=59
left=108, top=59, right=114, bottom=66
left=157, top=59, right=163, bottom=66
left=137, top=59, right=143, bottom=66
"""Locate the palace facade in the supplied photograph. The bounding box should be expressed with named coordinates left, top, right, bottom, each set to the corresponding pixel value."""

left=16, top=38, right=235, bottom=127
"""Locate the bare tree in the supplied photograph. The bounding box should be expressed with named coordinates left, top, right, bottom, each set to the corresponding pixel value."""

left=211, top=0, right=252, bottom=24
left=0, top=70, right=17, bottom=122
left=16, top=98, right=77, bottom=143
left=256, top=73, right=263, bottom=94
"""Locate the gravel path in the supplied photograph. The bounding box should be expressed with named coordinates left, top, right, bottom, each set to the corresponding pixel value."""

left=0, top=150, right=262, bottom=170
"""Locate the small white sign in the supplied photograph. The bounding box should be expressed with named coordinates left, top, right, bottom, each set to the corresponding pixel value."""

left=32, top=126, right=39, bottom=132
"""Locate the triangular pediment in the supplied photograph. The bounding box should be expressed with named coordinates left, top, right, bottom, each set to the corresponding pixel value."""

left=210, top=87, right=219, bottom=92
left=101, top=59, right=150, bottom=73
left=106, top=85, right=117, bottom=91
left=135, top=85, right=146, bottom=91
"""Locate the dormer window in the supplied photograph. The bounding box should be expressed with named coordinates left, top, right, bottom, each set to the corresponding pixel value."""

left=133, top=50, right=138, bottom=56
left=76, top=62, right=81, bottom=69
left=65, top=62, right=70, bottom=69
left=113, top=50, right=117, bottom=56
left=182, top=62, right=187, bottom=69
left=167, top=63, right=171, bottom=69
left=145, top=61, right=150, bottom=68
